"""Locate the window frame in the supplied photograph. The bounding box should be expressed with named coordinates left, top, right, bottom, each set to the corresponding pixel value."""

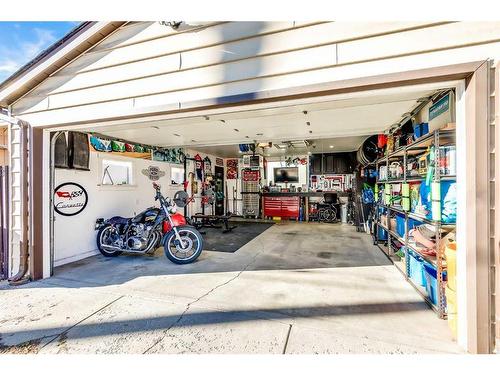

left=97, top=154, right=137, bottom=190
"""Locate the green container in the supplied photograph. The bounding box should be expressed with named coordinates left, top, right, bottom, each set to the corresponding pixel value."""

left=431, top=181, right=441, bottom=221
left=384, top=184, right=391, bottom=205
left=402, top=183, right=410, bottom=211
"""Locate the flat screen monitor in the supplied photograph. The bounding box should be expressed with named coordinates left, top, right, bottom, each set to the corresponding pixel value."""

left=274, top=167, right=299, bottom=183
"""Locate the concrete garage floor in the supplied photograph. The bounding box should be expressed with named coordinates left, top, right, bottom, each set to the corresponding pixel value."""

left=0, top=223, right=461, bottom=354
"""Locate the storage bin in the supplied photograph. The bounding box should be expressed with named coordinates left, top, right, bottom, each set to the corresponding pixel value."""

left=445, top=286, right=457, bottom=339
left=440, top=180, right=457, bottom=224
left=413, top=122, right=429, bottom=139
left=389, top=217, right=397, bottom=232
left=395, top=214, right=405, bottom=237
left=378, top=226, right=388, bottom=241
left=445, top=242, right=457, bottom=291
left=407, top=218, right=422, bottom=234
left=380, top=214, right=388, bottom=228
left=423, top=263, right=438, bottom=305
left=423, top=263, right=447, bottom=306
left=408, top=252, right=426, bottom=288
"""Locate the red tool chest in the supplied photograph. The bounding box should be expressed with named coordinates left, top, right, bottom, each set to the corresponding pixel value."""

left=263, top=196, right=299, bottom=219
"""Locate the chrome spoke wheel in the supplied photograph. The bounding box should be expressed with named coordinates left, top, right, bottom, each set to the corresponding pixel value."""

left=166, top=228, right=201, bottom=262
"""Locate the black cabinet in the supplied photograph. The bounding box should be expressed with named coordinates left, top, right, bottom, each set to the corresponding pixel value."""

left=310, top=154, right=323, bottom=175
left=310, top=152, right=355, bottom=174
left=323, top=154, right=333, bottom=173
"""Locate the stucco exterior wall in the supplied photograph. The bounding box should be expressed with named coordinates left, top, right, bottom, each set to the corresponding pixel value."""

left=10, top=21, right=500, bottom=126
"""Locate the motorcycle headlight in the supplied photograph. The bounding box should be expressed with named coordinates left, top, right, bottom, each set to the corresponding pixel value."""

left=168, top=206, right=177, bottom=214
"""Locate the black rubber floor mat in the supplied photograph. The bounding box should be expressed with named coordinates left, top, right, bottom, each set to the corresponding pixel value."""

left=202, top=222, right=274, bottom=253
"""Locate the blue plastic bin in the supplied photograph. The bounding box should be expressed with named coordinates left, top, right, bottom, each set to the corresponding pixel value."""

left=395, top=214, right=405, bottom=237
left=413, top=122, right=429, bottom=139
left=378, top=226, right=388, bottom=241
left=409, top=251, right=426, bottom=287
left=423, top=263, right=447, bottom=306
left=407, top=218, right=422, bottom=234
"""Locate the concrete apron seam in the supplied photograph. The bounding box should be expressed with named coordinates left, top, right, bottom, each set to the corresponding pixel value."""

left=143, top=245, right=265, bottom=354
left=282, top=324, right=293, bottom=354
left=39, top=295, right=125, bottom=351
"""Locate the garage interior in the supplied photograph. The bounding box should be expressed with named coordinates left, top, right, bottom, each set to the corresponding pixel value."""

left=46, top=81, right=461, bottom=352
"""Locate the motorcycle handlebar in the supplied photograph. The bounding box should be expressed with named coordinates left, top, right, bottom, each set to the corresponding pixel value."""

left=152, top=184, right=172, bottom=207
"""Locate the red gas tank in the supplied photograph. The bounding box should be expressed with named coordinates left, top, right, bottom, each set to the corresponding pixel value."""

left=162, top=212, right=187, bottom=233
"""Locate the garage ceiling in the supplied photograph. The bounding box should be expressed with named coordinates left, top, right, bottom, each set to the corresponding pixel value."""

left=86, top=84, right=448, bottom=153
left=190, top=135, right=369, bottom=158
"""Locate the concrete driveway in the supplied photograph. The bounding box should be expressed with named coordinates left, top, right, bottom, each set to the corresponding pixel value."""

left=0, top=222, right=461, bottom=354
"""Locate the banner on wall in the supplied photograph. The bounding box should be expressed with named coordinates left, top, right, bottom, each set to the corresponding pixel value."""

left=226, top=159, right=238, bottom=179
left=90, top=136, right=152, bottom=159
left=203, top=156, right=212, bottom=177
left=152, top=147, right=186, bottom=164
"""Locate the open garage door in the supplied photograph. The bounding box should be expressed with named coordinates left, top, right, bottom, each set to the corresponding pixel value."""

left=43, top=78, right=476, bottom=353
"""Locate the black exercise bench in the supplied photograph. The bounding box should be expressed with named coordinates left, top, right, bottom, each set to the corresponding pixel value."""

left=191, top=214, right=237, bottom=233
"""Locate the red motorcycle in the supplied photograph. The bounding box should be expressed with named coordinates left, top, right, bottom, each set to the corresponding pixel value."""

left=95, top=183, right=203, bottom=264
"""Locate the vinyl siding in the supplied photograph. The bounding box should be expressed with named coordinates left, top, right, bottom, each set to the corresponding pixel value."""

left=12, top=21, right=500, bottom=126
left=0, top=127, right=7, bottom=165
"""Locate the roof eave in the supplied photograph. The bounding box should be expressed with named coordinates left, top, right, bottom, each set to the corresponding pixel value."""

left=0, top=21, right=127, bottom=108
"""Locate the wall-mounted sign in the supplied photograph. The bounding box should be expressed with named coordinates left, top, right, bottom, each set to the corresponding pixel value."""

left=54, top=183, right=88, bottom=216
left=141, top=166, right=166, bottom=181
left=429, top=93, right=450, bottom=121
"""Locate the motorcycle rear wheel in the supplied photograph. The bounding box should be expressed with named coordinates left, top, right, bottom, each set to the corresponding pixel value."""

left=163, top=225, right=203, bottom=264
left=97, top=225, right=123, bottom=257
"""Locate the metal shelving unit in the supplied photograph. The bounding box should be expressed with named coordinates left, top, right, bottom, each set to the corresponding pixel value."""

left=373, top=128, right=456, bottom=319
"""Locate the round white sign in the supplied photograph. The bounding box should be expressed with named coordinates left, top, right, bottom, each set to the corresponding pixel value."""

left=54, top=182, right=88, bottom=216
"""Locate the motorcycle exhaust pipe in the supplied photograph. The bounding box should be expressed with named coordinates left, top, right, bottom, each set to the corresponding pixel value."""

left=101, top=244, right=124, bottom=252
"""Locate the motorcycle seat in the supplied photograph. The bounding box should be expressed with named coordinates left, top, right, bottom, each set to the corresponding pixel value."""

left=107, top=216, right=131, bottom=225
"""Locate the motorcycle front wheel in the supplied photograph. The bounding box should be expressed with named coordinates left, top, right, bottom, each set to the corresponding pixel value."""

left=163, top=225, right=203, bottom=264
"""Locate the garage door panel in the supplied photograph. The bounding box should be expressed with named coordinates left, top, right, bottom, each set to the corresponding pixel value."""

left=37, top=22, right=433, bottom=97
left=39, top=53, right=182, bottom=96
left=46, top=45, right=337, bottom=110
left=78, top=22, right=296, bottom=73
left=337, top=22, right=500, bottom=65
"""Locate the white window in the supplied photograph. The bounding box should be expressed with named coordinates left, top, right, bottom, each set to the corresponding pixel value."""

left=171, top=166, right=184, bottom=185
left=101, top=159, right=133, bottom=185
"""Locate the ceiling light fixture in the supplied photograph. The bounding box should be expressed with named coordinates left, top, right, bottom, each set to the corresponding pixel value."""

left=309, top=130, right=312, bottom=134
left=220, top=120, right=226, bottom=124
left=233, top=128, right=239, bottom=132
left=306, top=121, right=311, bottom=126
left=329, top=145, right=334, bottom=149
left=303, top=110, right=308, bottom=115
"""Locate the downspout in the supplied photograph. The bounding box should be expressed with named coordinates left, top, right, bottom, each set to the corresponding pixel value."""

left=0, top=108, right=30, bottom=285
left=9, top=121, right=29, bottom=285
